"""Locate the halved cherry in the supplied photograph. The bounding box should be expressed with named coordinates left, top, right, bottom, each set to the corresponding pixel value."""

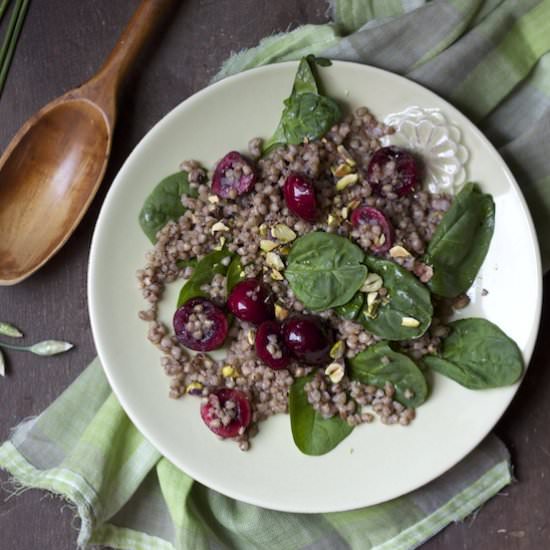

left=282, top=315, right=333, bottom=366
left=200, top=388, right=251, bottom=438
left=173, top=297, right=228, bottom=352
left=283, top=173, right=318, bottom=222
left=255, top=321, right=292, bottom=370
left=367, top=146, right=420, bottom=197
left=351, top=206, right=394, bottom=254
left=212, top=151, right=256, bottom=198
left=227, top=279, right=274, bottom=325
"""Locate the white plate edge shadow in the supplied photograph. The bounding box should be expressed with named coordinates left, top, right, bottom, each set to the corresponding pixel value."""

left=88, top=60, right=543, bottom=513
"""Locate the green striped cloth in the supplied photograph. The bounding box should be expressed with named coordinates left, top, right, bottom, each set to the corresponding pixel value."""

left=3, top=1, right=550, bottom=548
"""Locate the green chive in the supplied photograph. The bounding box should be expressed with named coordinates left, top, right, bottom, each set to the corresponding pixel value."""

left=0, top=0, right=30, bottom=97
left=0, top=0, right=12, bottom=23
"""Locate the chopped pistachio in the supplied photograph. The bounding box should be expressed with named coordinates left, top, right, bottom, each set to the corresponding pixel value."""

left=340, top=206, right=349, bottom=219
left=271, top=224, right=297, bottom=243
left=186, top=382, right=203, bottom=394
left=336, top=173, right=359, bottom=191
left=347, top=198, right=361, bottom=210
left=259, top=223, right=268, bottom=237
left=214, top=236, right=226, bottom=250
left=401, top=317, right=420, bottom=328
left=271, top=269, right=284, bottom=281
left=247, top=330, right=256, bottom=346
left=260, top=239, right=279, bottom=252
left=207, top=195, right=220, bottom=204
left=361, top=273, right=383, bottom=293
left=265, top=252, right=284, bottom=271
left=332, top=163, right=352, bottom=178
left=367, top=291, right=379, bottom=307
left=278, top=246, right=291, bottom=255
left=377, top=234, right=386, bottom=246
left=222, top=365, right=236, bottom=378
left=275, top=304, right=289, bottom=321
left=327, top=214, right=339, bottom=227
left=325, top=362, right=345, bottom=384
left=389, top=245, right=411, bottom=258
left=211, top=221, right=230, bottom=233
left=329, top=340, right=345, bottom=360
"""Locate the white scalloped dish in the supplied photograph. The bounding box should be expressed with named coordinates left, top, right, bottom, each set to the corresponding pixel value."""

left=89, top=61, right=542, bottom=513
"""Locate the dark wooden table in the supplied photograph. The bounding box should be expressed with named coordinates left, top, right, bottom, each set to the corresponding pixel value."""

left=0, top=1, right=548, bottom=548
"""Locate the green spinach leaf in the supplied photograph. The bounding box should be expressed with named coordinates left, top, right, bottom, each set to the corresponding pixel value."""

left=423, top=318, right=523, bottom=389
left=289, top=374, right=354, bottom=455
left=349, top=342, right=428, bottom=408
left=139, top=171, right=197, bottom=243
left=263, top=57, right=341, bottom=153
left=176, top=250, right=234, bottom=308
left=425, top=182, right=495, bottom=298
left=359, top=256, right=432, bottom=340
left=285, top=232, right=367, bottom=311
left=335, top=292, right=365, bottom=321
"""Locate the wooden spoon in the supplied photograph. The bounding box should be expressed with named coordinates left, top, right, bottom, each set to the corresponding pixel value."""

left=0, top=0, right=176, bottom=285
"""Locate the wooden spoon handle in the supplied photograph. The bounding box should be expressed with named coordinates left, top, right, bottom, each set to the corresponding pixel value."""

left=79, top=0, right=177, bottom=122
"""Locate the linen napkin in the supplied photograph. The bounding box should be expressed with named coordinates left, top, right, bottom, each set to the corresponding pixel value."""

left=3, top=1, right=550, bottom=548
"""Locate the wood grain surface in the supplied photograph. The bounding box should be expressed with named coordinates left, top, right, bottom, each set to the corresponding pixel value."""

left=0, top=1, right=548, bottom=548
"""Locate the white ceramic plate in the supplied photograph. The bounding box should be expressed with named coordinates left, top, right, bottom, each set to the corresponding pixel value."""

left=89, top=61, right=542, bottom=513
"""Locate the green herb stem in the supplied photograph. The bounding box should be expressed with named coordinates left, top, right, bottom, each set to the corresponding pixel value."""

left=0, top=341, right=29, bottom=351
left=0, top=0, right=12, bottom=23
left=0, top=0, right=30, bottom=97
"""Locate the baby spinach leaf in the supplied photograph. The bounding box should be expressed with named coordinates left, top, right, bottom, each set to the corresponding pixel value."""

left=349, top=342, right=428, bottom=408
left=139, top=171, right=197, bottom=243
left=425, top=182, right=495, bottom=298
left=289, top=374, right=354, bottom=456
left=335, top=292, right=365, bottom=321
left=423, top=318, right=523, bottom=389
left=359, top=256, right=432, bottom=340
left=285, top=232, right=367, bottom=311
left=176, top=250, right=234, bottom=308
left=226, top=255, right=245, bottom=294
left=263, top=57, right=341, bottom=153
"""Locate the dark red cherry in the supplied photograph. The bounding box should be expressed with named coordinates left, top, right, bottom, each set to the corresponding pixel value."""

left=227, top=279, right=274, bottom=325
left=212, top=151, right=256, bottom=198
left=367, top=146, right=420, bottom=197
left=351, top=206, right=394, bottom=254
left=282, top=315, right=333, bottom=366
left=255, top=321, right=292, bottom=370
left=283, top=173, right=318, bottom=222
left=173, top=297, right=228, bottom=352
left=200, top=388, right=251, bottom=438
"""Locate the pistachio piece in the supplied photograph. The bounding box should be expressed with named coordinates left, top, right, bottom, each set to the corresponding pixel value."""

left=207, top=195, right=220, bottom=204
left=214, top=236, right=226, bottom=250
left=271, top=269, right=284, bottom=281
left=247, top=330, right=256, bottom=346
left=325, top=362, right=345, bottom=384
left=366, top=291, right=379, bottom=307
left=336, top=173, right=359, bottom=191
left=271, top=224, right=297, bottom=243
left=259, top=223, right=268, bottom=237
left=186, top=382, right=203, bottom=394
left=211, top=221, right=230, bottom=233
left=265, top=252, right=284, bottom=271
left=347, top=198, right=361, bottom=210
left=336, top=144, right=355, bottom=165
left=327, top=214, right=339, bottom=227
left=275, top=304, right=289, bottom=321
left=389, top=245, right=411, bottom=258
left=329, top=340, right=345, bottom=360
left=332, top=163, right=352, bottom=178
left=260, top=239, right=279, bottom=252
left=401, top=317, right=420, bottom=328
left=340, top=206, right=349, bottom=219
left=278, top=246, right=291, bottom=255
left=222, top=365, right=236, bottom=378
left=361, top=273, right=383, bottom=293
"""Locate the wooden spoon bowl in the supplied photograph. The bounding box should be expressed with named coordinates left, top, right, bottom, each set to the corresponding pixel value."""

left=0, top=0, right=175, bottom=285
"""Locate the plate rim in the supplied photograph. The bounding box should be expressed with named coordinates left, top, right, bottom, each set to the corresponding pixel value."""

left=88, top=59, right=543, bottom=513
